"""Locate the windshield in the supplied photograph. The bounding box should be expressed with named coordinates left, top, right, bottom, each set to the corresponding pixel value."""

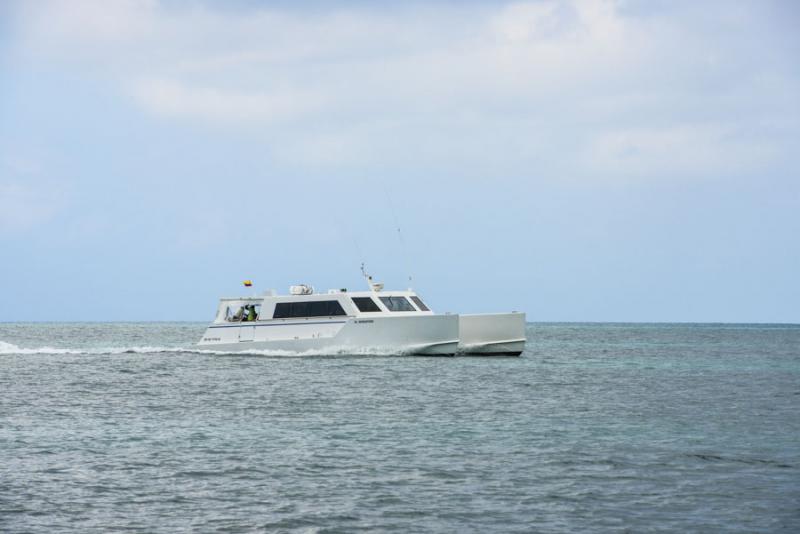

left=379, top=296, right=416, bottom=312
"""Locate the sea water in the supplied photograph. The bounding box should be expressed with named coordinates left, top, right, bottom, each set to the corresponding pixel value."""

left=1, top=323, right=798, bottom=532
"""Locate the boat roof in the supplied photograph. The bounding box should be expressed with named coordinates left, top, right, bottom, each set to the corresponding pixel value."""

left=219, top=289, right=419, bottom=302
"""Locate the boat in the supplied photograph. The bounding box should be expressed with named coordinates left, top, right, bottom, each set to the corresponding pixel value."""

left=458, top=312, right=527, bottom=355
left=197, top=270, right=525, bottom=356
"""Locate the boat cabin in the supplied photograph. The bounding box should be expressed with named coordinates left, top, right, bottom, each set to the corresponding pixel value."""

left=214, top=288, right=434, bottom=324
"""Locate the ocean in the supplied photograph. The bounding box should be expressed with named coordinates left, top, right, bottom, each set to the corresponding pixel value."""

left=1, top=323, right=798, bottom=532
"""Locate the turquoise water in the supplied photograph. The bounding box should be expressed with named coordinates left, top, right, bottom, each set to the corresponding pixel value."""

left=1, top=323, right=798, bottom=532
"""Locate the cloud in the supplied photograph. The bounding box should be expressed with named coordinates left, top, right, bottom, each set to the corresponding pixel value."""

left=131, top=79, right=328, bottom=123
left=8, top=0, right=797, bottom=176
left=13, top=0, right=646, bottom=113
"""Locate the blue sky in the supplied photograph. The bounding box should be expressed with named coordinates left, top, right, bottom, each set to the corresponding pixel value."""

left=1, top=0, right=798, bottom=322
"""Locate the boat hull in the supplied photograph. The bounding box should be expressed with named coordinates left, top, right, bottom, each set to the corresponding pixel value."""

left=457, top=312, right=526, bottom=355
left=197, top=314, right=459, bottom=356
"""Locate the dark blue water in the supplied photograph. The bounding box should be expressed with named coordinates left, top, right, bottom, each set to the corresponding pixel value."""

left=1, top=323, right=798, bottom=532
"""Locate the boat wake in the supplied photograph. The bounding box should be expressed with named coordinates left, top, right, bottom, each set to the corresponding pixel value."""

left=0, top=340, right=188, bottom=355
left=0, top=340, right=415, bottom=357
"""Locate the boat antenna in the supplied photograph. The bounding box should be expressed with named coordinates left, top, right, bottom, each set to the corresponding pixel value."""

left=379, top=182, right=414, bottom=290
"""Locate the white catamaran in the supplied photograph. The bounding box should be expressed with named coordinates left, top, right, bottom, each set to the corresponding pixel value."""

left=197, top=269, right=525, bottom=356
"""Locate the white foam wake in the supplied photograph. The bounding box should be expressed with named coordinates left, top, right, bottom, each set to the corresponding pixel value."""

left=0, top=341, right=189, bottom=355
left=0, top=341, right=411, bottom=357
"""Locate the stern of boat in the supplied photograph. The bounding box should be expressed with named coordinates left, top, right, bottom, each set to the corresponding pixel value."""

left=457, top=312, right=526, bottom=355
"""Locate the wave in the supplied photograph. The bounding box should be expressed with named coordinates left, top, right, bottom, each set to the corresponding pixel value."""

left=0, top=340, right=412, bottom=357
left=0, top=341, right=188, bottom=355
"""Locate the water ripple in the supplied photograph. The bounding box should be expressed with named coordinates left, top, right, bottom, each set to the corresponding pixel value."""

left=1, top=322, right=799, bottom=532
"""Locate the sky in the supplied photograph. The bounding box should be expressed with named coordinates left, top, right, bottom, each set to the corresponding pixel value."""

left=0, top=0, right=798, bottom=322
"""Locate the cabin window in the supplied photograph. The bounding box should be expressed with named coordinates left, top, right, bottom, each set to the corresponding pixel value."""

left=379, top=296, right=416, bottom=312
left=351, top=297, right=381, bottom=313
left=273, top=300, right=347, bottom=319
left=226, top=306, right=244, bottom=322
left=226, top=304, right=261, bottom=322
left=410, top=296, right=430, bottom=311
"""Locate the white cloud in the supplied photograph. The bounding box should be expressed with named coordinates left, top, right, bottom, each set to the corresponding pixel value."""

left=15, top=0, right=644, bottom=114
left=130, top=79, right=328, bottom=123
left=15, top=0, right=159, bottom=53
left=9, top=0, right=796, bottom=176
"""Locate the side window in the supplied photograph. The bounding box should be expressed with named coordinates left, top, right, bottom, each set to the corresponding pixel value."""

left=245, top=304, right=261, bottom=321
left=286, top=302, right=309, bottom=318
left=226, top=306, right=244, bottom=322
left=410, top=296, right=430, bottom=311
left=352, top=297, right=381, bottom=312
left=379, top=296, right=416, bottom=312
left=227, top=304, right=260, bottom=322
left=308, top=301, right=346, bottom=316
left=273, top=303, right=294, bottom=319
left=273, top=300, right=347, bottom=318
